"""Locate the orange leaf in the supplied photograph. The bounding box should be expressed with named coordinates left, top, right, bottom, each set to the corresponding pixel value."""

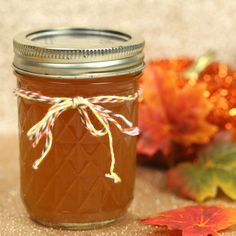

left=138, top=61, right=218, bottom=156
left=141, top=205, right=236, bottom=236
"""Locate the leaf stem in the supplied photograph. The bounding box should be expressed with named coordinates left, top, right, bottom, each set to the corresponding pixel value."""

left=182, top=50, right=216, bottom=81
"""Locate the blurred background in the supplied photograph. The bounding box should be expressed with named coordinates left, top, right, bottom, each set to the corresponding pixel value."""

left=1, top=0, right=236, bottom=133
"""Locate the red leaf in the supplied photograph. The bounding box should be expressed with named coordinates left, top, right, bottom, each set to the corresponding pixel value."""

left=141, top=205, right=236, bottom=236
left=138, top=61, right=218, bottom=157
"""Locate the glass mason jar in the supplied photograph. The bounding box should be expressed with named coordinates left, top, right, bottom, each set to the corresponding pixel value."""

left=13, top=28, right=145, bottom=229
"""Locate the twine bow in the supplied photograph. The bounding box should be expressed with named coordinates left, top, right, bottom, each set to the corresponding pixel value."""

left=14, top=88, right=140, bottom=183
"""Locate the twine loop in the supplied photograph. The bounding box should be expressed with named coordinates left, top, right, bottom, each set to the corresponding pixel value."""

left=14, top=88, right=140, bottom=183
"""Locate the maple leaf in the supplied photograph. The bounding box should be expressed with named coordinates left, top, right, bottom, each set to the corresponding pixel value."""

left=138, top=62, right=218, bottom=156
left=167, top=142, right=236, bottom=202
left=141, top=205, right=236, bottom=236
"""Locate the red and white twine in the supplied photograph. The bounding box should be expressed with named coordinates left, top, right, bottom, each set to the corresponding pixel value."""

left=14, top=88, right=140, bottom=183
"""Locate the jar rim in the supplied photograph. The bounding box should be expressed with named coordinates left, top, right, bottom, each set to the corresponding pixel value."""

left=13, top=27, right=145, bottom=78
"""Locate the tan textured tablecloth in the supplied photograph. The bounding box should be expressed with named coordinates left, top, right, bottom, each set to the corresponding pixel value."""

left=1, top=135, right=236, bottom=235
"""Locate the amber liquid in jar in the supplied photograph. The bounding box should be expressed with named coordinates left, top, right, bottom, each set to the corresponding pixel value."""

left=16, top=72, right=140, bottom=229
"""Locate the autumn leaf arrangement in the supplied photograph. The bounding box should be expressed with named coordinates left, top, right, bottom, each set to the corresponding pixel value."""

left=138, top=53, right=236, bottom=235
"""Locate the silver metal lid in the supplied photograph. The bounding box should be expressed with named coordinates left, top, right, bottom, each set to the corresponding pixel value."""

left=13, top=27, right=145, bottom=78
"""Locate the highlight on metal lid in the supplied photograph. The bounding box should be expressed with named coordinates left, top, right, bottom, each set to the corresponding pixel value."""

left=13, top=27, right=145, bottom=78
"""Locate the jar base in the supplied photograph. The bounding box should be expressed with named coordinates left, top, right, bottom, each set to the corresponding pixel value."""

left=31, top=215, right=123, bottom=230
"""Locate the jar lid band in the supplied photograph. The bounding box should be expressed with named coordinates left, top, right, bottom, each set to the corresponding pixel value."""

left=13, top=27, right=145, bottom=78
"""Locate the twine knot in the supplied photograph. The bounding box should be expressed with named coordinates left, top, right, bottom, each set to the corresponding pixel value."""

left=72, top=97, right=80, bottom=108
left=14, top=88, right=140, bottom=184
left=72, top=96, right=83, bottom=108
